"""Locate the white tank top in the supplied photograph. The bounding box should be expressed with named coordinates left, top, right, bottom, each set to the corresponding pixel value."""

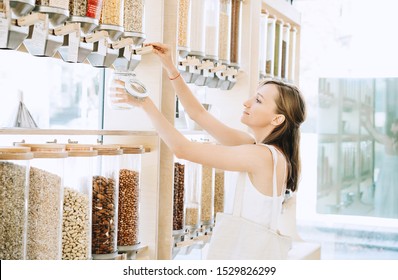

left=223, top=144, right=286, bottom=228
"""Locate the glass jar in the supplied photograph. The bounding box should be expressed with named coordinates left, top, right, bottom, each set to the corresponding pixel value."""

left=218, top=0, right=231, bottom=63
left=173, top=158, right=185, bottom=234
left=108, top=70, right=149, bottom=110
left=124, top=0, right=145, bottom=33
left=0, top=147, right=33, bottom=260
left=281, top=23, right=291, bottom=80
left=86, top=0, right=103, bottom=19
left=15, top=143, right=67, bottom=260
left=91, top=144, right=121, bottom=259
left=99, top=0, right=123, bottom=26
left=177, top=0, right=191, bottom=52
left=214, top=169, right=225, bottom=221
left=204, top=0, right=220, bottom=60
left=117, top=145, right=144, bottom=251
left=229, top=0, right=242, bottom=66
left=63, top=144, right=98, bottom=260
left=259, top=11, right=269, bottom=76
left=274, top=18, right=284, bottom=78
left=266, top=16, right=276, bottom=77
left=189, top=0, right=205, bottom=57
left=184, top=161, right=201, bottom=232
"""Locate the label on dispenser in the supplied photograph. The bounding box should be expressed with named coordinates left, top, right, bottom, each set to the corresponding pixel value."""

left=86, top=0, right=103, bottom=19
left=0, top=18, right=9, bottom=48
left=98, top=37, right=107, bottom=56
left=30, top=19, right=48, bottom=54
left=0, top=0, right=10, bottom=48
left=67, top=31, right=80, bottom=62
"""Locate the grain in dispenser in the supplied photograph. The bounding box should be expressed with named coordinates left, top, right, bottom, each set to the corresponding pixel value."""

left=117, top=145, right=144, bottom=255
left=218, top=0, right=231, bottom=64
left=177, top=0, right=191, bottom=57
left=15, top=143, right=68, bottom=260
left=0, top=147, right=33, bottom=260
left=229, top=0, right=242, bottom=67
left=62, top=144, right=98, bottom=260
left=200, top=164, right=215, bottom=227
left=98, top=0, right=124, bottom=41
left=123, top=0, right=146, bottom=42
left=91, top=144, right=122, bottom=260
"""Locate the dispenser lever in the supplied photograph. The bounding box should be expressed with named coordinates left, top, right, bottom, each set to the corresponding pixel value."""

left=17, top=13, right=47, bottom=27
left=132, top=45, right=154, bottom=55
left=197, top=60, right=214, bottom=70
left=85, top=30, right=108, bottom=43
left=53, top=23, right=80, bottom=36
left=111, top=37, right=134, bottom=49
left=211, top=64, right=227, bottom=73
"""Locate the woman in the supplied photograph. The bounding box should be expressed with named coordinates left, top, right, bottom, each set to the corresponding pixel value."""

left=111, top=42, right=306, bottom=258
left=361, top=115, right=398, bottom=218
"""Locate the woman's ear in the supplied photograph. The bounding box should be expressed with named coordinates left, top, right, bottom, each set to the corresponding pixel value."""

left=271, top=114, right=286, bottom=126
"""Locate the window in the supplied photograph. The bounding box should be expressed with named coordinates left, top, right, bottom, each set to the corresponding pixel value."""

left=0, top=50, right=104, bottom=130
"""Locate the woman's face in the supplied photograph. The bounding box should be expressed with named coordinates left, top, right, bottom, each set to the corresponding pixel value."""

left=241, top=84, right=280, bottom=129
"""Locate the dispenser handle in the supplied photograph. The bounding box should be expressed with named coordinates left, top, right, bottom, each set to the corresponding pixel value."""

left=197, top=60, right=214, bottom=70
left=17, top=13, right=47, bottom=27
left=211, top=64, right=227, bottom=73
left=111, top=37, right=134, bottom=49
left=53, top=23, right=80, bottom=36
left=132, top=45, right=154, bottom=55
left=85, top=30, right=108, bottom=43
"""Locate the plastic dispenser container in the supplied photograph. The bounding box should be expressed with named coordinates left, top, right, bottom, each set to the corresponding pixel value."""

left=91, top=144, right=122, bottom=260
left=200, top=165, right=215, bottom=229
left=213, top=169, right=225, bottom=222
left=177, top=0, right=191, bottom=58
left=0, top=146, right=33, bottom=260
left=117, top=145, right=144, bottom=258
left=184, top=161, right=202, bottom=234
left=62, top=144, right=98, bottom=260
left=259, top=11, right=269, bottom=77
left=15, top=143, right=67, bottom=260
left=173, top=157, right=186, bottom=246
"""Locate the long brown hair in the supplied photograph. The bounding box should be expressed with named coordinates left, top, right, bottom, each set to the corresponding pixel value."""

left=259, top=79, right=306, bottom=192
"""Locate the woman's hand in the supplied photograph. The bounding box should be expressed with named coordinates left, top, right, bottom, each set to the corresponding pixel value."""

left=145, top=42, right=179, bottom=77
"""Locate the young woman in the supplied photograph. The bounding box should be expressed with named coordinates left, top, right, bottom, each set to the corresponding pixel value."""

left=361, top=115, right=398, bottom=218
left=111, top=42, right=307, bottom=258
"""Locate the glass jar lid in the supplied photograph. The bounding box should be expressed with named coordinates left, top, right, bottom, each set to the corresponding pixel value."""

left=14, top=143, right=68, bottom=158
left=65, top=144, right=98, bottom=157
left=92, top=144, right=122, bottom=156
left=119, top=145, right=145, bottom=154
left=0, top=146, right=34, bottom=160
